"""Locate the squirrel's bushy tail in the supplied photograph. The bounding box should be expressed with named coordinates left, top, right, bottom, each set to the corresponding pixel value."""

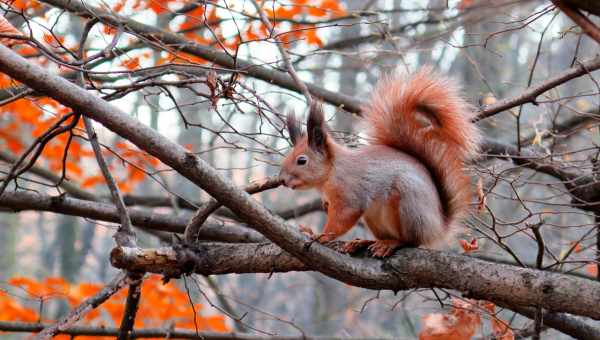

left=363, top=67, right=481, bottom=231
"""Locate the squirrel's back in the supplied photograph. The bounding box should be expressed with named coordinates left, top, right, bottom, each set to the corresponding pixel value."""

left=363, top=67, right=481, bottom=231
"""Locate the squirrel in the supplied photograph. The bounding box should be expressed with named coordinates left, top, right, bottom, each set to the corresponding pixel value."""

left=279, top=67, right=481, bottom=257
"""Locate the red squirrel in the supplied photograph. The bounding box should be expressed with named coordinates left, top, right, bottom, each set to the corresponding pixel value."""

left=279, top=68, right=481, bottom=257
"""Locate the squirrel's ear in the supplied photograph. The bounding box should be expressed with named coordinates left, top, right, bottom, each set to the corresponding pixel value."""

left=286, top=112, right=302, bottom=145
left=307, top=101, right=328, bottom=154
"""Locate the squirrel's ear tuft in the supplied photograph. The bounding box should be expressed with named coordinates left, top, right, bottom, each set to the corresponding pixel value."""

left=286, top=112, right=302, bottom=145
left=307, top=101, right=328, bottom=154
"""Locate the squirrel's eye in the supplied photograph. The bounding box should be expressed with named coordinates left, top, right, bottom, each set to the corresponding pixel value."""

left=296, top=155, right=308, bottom=166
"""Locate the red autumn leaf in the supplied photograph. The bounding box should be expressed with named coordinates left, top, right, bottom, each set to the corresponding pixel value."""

left=586, top=263, right=598, bottom=277
left=43, top=33, right=54, bottom=45
left=570, top=241, right=583, bottom=253
left=459, top=238, right=478, bottom=253
left=81, top=175, right=105, bottom=188
left=0, top=15, right=22, bottom=46
left=147, top=0, right=167, bottom=15
left=306, top=28, right=323, bottom=47
left=121, top=56, right=140, bottom=70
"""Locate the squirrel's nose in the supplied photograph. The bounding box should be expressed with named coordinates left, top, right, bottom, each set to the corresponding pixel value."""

left=278, top=170, right=290, bottom=187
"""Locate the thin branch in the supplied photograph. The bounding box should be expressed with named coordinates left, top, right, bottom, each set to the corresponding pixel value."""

left=183, top=177, right=282, bottom=244
left=0, top=149, right=98, bottom=201
left=553, top=0, right=600, bottom=44
left=0, top=321, right=370, bottom=340
left=77, top=18, right=135, bottom=247
left=477, top=55, right=600, bottom=121
left=0, top=190, right=267, bottom=243
left=82, top=117, right=136, bottom=247
left=250, top=0, right=312, bottom=105
left=503, top=303, right=600, bottom=340
left=117, top=276, right=143, bottom=340
left=33, top=272, right=130, bottom=340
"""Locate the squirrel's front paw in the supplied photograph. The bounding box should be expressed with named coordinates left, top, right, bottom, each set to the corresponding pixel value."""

left=299, top=224, right=316, bottom=238
left=299, top=225, right=338, bottom=245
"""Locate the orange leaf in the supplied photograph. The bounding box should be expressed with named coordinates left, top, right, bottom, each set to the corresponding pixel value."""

left=321, top=0, right=345, bottom=14
left=43, top=33, right=54, bottom=45
left=570, top=241, right=583, bottom=253
left=147, top=0, right=167, bottom=14
left=112, top=0, right=126, bottom=12
left=306, top=29, right=323, bottom=47
left=0, top=15, right=22, bottom=46
left=66, top=161, right=83, bottom=177
left=586, top=263, right=598, bottom=277
left=307, top=5, right=326, bottom=17
left=81, top=175, right=105, bottom=188
left=491, top=317, right=515, bottom=340
left=9, top=0, right=41, bottom=11
left=459, top=238, right=478, bottom=253
left=245, top=25, right=260, bottom=41
left=121, top=56, right=140, bottom=70
left=8, top=276, right=46, bottom=296
left=206, top=315, right=228, bottom=332
left=8, top=139, right=23, bottom=153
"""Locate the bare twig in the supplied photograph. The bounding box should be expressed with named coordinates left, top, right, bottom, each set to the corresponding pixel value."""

left=33, top=272, right=130, bottom=340
left=0, top=190, right=267, bottom=243
left=0, top=149, right=98, bottom=201
left=1, top=321, right=369, bottom=340
left=77, top=18, right=135, bottom=248
left=183, top=177, right=282, bottom=243
left=250, top=0, right=312, bottom=105
left=117, top=276, right=144, bottom=340
left=477, top=55, right=600, bottom=121
left=553, top=0, right=600, bottom=44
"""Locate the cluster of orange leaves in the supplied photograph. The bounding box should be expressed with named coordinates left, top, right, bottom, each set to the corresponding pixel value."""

left=0, top=72, right=160, bottom=193
left=107, top=0, right=346, bottom=65
left=1, top=275, right=228, bottom=338
left=419, top=299, right=514, bottom=340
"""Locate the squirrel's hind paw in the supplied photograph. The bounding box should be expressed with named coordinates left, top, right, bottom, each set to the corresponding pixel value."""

left=342, top=239, right=375, bottom=254
left=368, top=240, right=403, bottom=258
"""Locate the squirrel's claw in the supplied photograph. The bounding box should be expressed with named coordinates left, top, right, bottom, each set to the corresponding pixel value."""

left=342, top=239, right=375, bottom=254
left=368, top=240, right=402, bottom=258
left=299, top=224, right=316, bottom=238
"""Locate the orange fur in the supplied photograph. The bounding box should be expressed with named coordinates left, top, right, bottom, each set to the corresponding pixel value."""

left=363, top=67, right=481, bottom=230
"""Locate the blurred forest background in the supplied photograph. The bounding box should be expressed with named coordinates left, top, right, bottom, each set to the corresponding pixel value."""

left=0, top=0, right=600, bottom=339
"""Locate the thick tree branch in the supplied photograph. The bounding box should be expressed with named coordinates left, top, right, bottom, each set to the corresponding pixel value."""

left=112, top=243, right=600, bottom=340
left=109, top=243, right=600, bottom=324
left=564, top=0, right=600, bottom=16
left=505, top=303, right=600, bottom=340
